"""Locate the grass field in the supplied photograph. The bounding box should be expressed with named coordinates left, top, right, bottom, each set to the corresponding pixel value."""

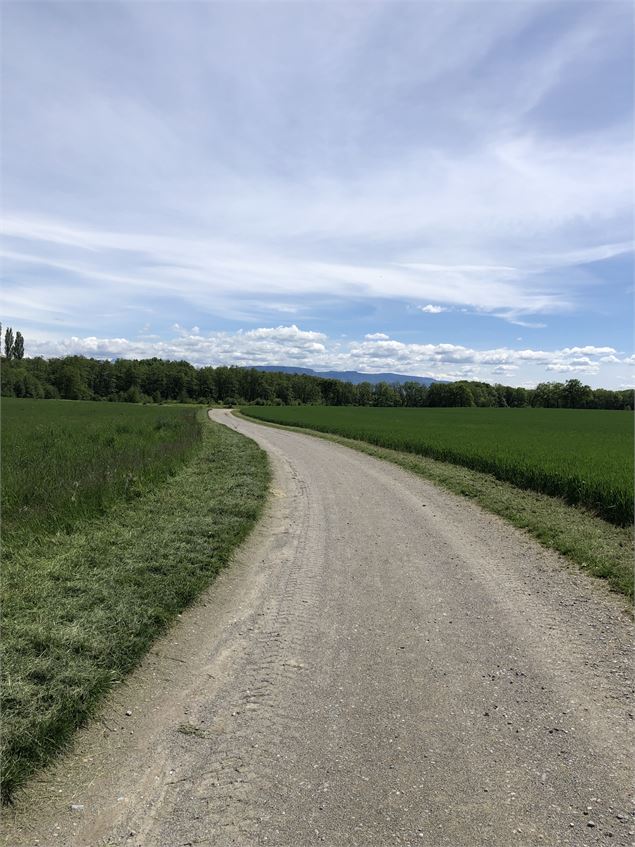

left=2, top=399, right=202, bottom=545
left=1, top=403, right=269, bottom=801
left=242, top=406, right=633, bottom=526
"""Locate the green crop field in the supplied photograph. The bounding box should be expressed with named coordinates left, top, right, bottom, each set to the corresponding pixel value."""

left=242, top=406, right=633, bottom=526
left=2, top=398, right=202, bottom=545
left=1, top=399, right=269, bottom=801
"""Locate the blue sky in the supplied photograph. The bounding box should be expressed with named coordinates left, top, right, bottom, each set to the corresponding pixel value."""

left=1, top=0, right=633, bottom=387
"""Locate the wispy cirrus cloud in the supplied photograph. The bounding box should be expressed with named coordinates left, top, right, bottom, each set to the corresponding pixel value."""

left=2, top=211, right=631, bottom=327
left=1, top=0, right=632, bottom=386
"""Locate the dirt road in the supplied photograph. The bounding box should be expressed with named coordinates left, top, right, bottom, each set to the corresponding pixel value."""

left=4, top=410, right=633, bottom=847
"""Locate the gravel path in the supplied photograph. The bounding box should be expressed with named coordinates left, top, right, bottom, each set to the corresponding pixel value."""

left=4, top=410, right=633, bottom=847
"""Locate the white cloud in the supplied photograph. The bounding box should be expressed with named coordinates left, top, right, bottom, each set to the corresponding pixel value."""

left=418, top=304, right=447, bottom=314
left=5, top=209, right=631, bottom=325
left=364, top=332, right=390, bottom=340
left=545, top=363, right=600, bottom=374
left=1, top=1, right=632, bottom=371
left=22, top=325, right=632, bottom=387
left=243, top=325, right=326, bottom=344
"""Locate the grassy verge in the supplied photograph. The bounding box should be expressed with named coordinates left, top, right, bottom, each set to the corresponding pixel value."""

left=236, top=412, right=633, bottom=599
left=1, top=415, right=270, bottom=802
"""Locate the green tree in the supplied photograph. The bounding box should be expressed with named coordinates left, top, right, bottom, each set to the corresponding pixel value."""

left=449, top=383, right=475, bottom=407
left=355, top=381, right=373, bottom=406
left=13, top=331, right=24, bottom=360
left=402, top=381, right=427, bottom=407
left=23, top=371, right=44, bottom=398
left=532, top=382, right=563, bottom=408
left=58, top=362, right=90, bottom=400
left=124, top=385, right=142, bottom=403
left=373, top=381, right=400, bottom=406
left=196, top=367, right=217, bottom=402
left=563, top=378, right=592, bottom=409
left=291, top=375, right=319, bottom=404
left=4, top=327, right=14, bottom=359
left=94, top=360, right=115, bottom=397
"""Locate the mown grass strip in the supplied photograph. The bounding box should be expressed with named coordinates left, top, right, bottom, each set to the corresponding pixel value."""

left=1, top=416, right=269, bottom=802
left=236, top=412, right=633, bottom=599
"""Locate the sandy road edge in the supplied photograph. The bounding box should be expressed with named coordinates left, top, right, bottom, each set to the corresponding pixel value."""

left=3, top=409, right=633, bottom=847
left=0, top=412, right=287, bottom=846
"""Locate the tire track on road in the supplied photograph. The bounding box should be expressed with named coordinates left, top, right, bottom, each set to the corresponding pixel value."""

left=4, top=409, right=633, bottom=847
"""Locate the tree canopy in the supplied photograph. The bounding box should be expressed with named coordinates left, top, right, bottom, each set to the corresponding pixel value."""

left=1, top=349, right=631, bottom=410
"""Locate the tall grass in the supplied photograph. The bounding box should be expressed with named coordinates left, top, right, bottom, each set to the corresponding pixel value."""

left=242, top=406, right=634, bottom=525
left=1, top=406, right=269, bottom=802
left=2, top=399, right=202, bottom=545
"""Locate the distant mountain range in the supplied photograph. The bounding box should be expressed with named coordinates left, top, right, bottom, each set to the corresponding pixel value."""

left=250, top=366, right=440, bottom=386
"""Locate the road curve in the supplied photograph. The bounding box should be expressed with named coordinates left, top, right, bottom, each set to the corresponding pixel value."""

left=5, top=410, right=633, bottom=847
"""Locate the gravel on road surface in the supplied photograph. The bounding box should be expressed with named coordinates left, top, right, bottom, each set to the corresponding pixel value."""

left=4, top=409, right=633, bottom=847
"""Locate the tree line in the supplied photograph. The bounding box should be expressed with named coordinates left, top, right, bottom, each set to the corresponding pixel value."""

left=1, top=343, right=631, bottom=411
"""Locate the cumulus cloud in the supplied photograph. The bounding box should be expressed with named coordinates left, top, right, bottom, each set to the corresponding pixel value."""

left=346, top=338, right=623, bottom=374
left=243, top=325, right=326, bottom=344
left=545, top=362, right=600, bottom=374
left=418, top=305, right=448, bottom=314
left=23, top=325, right=632, bottom=386
left=24, top=325, right=331, bottom=368
left=1, top=2, right=632, bottom=384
